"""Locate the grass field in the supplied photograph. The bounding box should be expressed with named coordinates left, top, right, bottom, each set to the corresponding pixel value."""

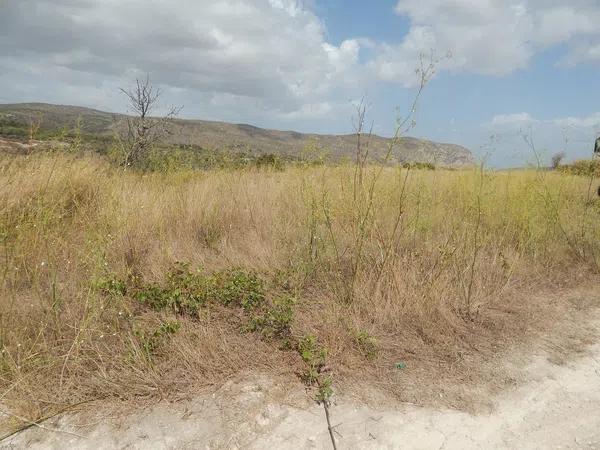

left=1, top=149, right=599, bottom=424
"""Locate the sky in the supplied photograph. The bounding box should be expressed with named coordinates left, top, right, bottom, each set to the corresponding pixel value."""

left=1, top=0, right=600, bottom=167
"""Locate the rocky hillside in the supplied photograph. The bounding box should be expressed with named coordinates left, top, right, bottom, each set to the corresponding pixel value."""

left=0, top=103, right=474, bottom=166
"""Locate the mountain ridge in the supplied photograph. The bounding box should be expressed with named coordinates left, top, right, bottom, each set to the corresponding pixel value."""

left=0, top=103, right=474, bottom=166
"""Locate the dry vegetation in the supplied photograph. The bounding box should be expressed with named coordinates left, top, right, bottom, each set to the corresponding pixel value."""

left=1, top=149, right=599, bottom=429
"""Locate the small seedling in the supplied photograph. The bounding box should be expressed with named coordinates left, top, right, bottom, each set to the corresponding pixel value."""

left=316, top=376, right=334, bottom=404
left=355, top=330, right=379, bottom=360
left=298, top=334, right=328, bottom=385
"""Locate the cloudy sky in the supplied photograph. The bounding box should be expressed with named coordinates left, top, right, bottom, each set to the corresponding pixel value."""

left=1, top=0, right=599, bottom=166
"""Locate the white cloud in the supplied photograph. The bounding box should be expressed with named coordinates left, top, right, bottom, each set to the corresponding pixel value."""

left=551, top=112, right=600, bottom=129
left=534, top=6, right=597, bottom=46
left=490, top=113, right=538, bottom=127
left=379, top=0, right=600, bottom=84
left=488, top=111, right=600, bottom=130
left=369, top=27, right=438, bottom=86
left=0, top=0, right=367, bottom=119
left=484, top=111, right=600, bottom=160
left=480, top=110, right=600, bottom=166
left=562, top=41, right=600, bottom=65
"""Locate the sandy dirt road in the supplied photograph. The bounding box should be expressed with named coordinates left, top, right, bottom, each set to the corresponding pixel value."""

left=3, top=316, right=600, bottom=450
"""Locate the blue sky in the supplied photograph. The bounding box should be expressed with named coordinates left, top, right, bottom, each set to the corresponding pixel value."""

left=319, top=0, right=600, bottom=166
left=1, top=0, right=599, bottom=166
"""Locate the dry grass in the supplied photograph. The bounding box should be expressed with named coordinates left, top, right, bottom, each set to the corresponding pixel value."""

left=1, top=151, right=599, bottom=423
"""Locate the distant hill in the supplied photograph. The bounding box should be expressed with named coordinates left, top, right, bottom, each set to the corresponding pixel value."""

left=0, top=103, right=474, bottom=166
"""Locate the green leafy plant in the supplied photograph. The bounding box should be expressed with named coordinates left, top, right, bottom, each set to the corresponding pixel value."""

left=297, top=334, right=336, bottom=450
left=135, top=320, right=181, bottom=358
left=126, top=264, right=267, bottom=317
left=355, top=330, right=379, bottom=360
left=93, top=276, right=127, bottom=297
left=298, top=334, right=328, bottom=384
left=247, top=295, right=295, bottom=342
left=213, top=269, right=265, bottom=309
left=316, top=376, right=334, bottom=404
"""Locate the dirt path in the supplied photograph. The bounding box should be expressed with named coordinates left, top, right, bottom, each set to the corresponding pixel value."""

left=4, top=317, right=600, bottom=449
left=253, top=339, right=600, bottom=449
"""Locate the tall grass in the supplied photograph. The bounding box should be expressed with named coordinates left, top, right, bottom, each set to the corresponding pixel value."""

left=0, top=151, right=599, bottom=420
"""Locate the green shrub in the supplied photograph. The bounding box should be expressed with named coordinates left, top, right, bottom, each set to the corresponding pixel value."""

left=135, top=282, right=205, bottom=315
left=133, top=264, right=265, bottom=315
left=255, top=153, right=283, bottom=170
left=213, top=269, right=265, bottom=309
left=402, top=161, right=436, bottom=170
left=247, top=295, right=295, bottom=341
left=560, top=159, right=600, bottom=177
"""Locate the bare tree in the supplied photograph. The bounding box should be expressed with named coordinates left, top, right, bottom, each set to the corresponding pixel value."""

left=117, top=75, right=181, bottom=167
left=551, top=151, right=566, bottom=170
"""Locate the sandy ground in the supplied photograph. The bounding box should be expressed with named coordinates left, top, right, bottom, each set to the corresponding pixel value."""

left=3, top=314, right=600, bottom=450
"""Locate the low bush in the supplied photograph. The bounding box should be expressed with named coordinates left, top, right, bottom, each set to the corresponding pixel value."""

left=118, top=264, right=267, bottom=315
left=559, top=159, right=600, bottom=177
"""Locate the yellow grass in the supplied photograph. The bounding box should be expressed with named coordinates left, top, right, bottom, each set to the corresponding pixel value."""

left=1, top=151, right=599, bottom=419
